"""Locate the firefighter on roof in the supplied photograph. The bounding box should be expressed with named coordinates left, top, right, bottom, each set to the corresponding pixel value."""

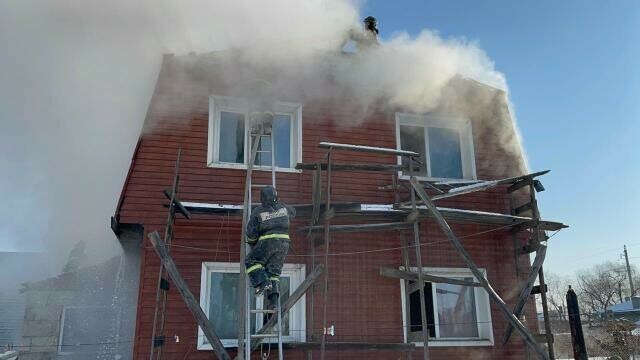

left=245, top=186, right=296, bottom=297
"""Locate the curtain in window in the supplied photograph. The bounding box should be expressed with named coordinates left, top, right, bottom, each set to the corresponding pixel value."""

left=435, top=281, right=478, bottom=338
left=219, top=111, right=245, bottom=164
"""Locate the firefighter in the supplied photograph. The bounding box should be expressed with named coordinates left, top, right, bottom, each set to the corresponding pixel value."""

left=245, top=186, right=296, bottom=297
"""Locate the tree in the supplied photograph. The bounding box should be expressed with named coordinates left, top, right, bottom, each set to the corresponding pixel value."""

left=543, top=271, right=571, bottom=321
left=576, top=261, right=629, bottom=315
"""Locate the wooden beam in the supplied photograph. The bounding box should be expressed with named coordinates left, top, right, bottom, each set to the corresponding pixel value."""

left=283, top=342, right=415, bottom=351
left=319, top=141, right=419, bottom=157
left=533, top=333, right=554, bottom=344
left=508, top=179, right=532, bottom=193
left=502, top=243, right=548, bottom=344
left=513, top=202, right=533, bottom=216
left=400, top=170, right=550, bottom=206
left=511, top=219, right=567, bottom=233
left=409, top=178, right=550, bottom=360
left=248, top=265, right=326, bottom=353
left=179, top=201, right=568, bottom=231
left=148, top=231, right=230, bottom=360
left=162, top=189, right=191, bottom=219
left=531, top=284, right=548, bottom=295
left=380, top=267, right=482, bottom=287
left=299, top=222, right=413, bottom=234
left=296, top=163, right=408, bottom=172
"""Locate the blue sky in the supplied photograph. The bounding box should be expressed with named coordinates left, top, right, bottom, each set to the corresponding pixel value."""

left=362, top=1, right=640, bottom=276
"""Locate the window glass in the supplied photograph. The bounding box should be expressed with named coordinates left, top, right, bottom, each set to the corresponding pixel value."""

left=428, top=127, right=462, bottom=179
left=435, top=280, right=478, bottom=338
left=253, top=134, right=273, bottom=167
left=219, top=111, right=245, bottom=164
left=60, top=307, right=112, bottom=353
left=206, top=272, right=293, bottom=342
left=207, top=272, right=255, bottom=342
left=267, top=276, right=291, bottom=336
left=408, top=281, right=435, bottom=340
left=400, top=125, right=427, bottom=176
left=274, top=115, right=292, bottom=168
left=252, top=115, right=292, bottom=168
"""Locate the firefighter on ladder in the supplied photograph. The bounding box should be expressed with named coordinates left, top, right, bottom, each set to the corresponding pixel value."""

left=245, top=186, right=296, bottom=302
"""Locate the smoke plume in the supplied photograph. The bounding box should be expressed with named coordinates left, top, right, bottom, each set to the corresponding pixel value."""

left=0, top=0, right=526, bottom=265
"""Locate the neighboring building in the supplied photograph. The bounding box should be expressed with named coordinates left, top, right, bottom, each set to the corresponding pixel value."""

left=112, top=50, right=565, bottom=359
left=0, top=251, right=51, bottom=351
left=599, top=296, right=640, bottom=325
left=18, top=247, right=140, bottom=360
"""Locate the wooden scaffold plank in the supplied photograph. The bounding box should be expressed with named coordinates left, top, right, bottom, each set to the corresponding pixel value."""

left=379, top=267, right=482, bottom=287
left=148, top=231, right=231, bottom=360
left=318, top=141, right=419, bottom=157
left=502, top=243, right=548, bottom=344
left=284, top=342, right=415, bottom=351
left=409, top=177, right=550, bottom=360
left=247, top=265, right=326, bottom=353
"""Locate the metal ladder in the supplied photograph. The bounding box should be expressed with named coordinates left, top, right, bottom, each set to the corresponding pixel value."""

left=243, top=113, right=284, bottom=360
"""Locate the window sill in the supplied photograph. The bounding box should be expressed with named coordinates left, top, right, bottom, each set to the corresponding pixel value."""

left=412, top=339, right=494, bottom=347
left=207, top=162, right=302, bottom=174
left=198, top=338, right=303, bottom=350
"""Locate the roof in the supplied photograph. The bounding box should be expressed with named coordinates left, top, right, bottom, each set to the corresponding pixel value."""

left=601, top=297, right=640, bottom=314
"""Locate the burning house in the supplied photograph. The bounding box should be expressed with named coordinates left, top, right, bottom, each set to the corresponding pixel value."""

left=111, top=21, right=567, bottom=360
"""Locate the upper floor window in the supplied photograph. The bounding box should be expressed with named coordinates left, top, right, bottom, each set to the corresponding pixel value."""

left=198, top=262, right=306, bottom=349
left=208, top=96, right=302, bottom=171
left=396, top=113, right=476, bottom=180
left=400, top=267, right=493, bottom=346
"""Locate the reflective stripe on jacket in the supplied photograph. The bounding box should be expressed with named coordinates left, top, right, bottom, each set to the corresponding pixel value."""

left=246, top=202, right=296, bottom=242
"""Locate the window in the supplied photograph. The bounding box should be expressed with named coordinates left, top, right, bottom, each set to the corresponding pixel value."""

left=198, top=262, right=306, bottom=349
left=58, top=306, right=113, bottom=355
left=208, top=96, right=302, bottom=171
left=400, top=268, right=493, bottom=346
left=396, top=113, right=476, bottom=180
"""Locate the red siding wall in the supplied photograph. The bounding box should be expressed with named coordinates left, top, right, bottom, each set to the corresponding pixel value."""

left=118, top=56, right=539, bottom=359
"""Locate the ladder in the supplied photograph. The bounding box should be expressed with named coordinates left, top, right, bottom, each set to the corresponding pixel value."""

left=240, top=112, right=284, bottom=360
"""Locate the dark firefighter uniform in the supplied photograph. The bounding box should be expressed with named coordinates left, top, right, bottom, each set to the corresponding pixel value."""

left=245, top=186, right=296, bottom=295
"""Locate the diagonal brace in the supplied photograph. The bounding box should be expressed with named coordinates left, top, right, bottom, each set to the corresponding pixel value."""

left=502, top=243, right=547, bottom=344
left=148, top=231, right=231, bottom=360
left=409, top=178, right=549, bottom=360
left=241, top=264, right=325, bottom=356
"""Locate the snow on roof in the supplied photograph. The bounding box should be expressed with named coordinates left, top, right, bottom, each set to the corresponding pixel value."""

left=603, top=297, right=640, bottom=313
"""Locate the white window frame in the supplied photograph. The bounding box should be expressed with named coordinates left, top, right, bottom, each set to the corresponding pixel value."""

left=395, top=113, right=477, bottom=181
left=207, top=95, right=303, bottom=173
left=198, top=262, right=306, bottom=350
left=58, top=305, right=111, bottom=355
left=399, top=267, right=494, bottom=347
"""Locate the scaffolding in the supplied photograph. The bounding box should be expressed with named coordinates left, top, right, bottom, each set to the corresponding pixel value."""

left=147, top=141, right=567, bottom=360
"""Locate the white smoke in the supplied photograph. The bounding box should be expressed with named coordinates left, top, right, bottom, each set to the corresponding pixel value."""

left=0, top=0, right=526, bottom=263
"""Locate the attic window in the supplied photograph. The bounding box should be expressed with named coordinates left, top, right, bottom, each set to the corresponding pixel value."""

left=396, top=113, right=476, bottom=180
left=208, top=96, right=302, bottom=171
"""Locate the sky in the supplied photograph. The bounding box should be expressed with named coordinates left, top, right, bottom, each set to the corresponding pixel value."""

left=361, top=1, right=640, bottom=277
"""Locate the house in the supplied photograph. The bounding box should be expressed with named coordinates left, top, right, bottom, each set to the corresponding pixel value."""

left=17, top=245, right=140, bottom=360
left=112, top=49, right=566, bottom=359
left=599, top=297, right=640, bottom=326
